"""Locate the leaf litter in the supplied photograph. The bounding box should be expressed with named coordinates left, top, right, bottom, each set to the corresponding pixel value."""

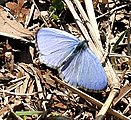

left=0, top=0, right=131, bottom=120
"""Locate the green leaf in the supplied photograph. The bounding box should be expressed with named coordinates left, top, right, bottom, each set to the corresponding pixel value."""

left=15, top=111, right=43, bottom=116
left=52, top=1, right=64, bottom=10
left=112, top=29, right=128, bottom=52
left=52, top=14, right=59, bottom=20
left=52, top=0, right=61, bottom=4
left=49, top=6, right=56, bottom=12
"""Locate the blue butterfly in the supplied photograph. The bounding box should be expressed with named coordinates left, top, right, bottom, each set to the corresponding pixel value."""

left=37, top=28, right=107, bottom=90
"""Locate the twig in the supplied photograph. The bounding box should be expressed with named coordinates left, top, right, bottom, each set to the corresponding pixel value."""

left=29, top=65, right=45, bottom=99
left=95, top=89, right=119, bottom=120
left=127, top=12, right=131, bottom=56
left=113, top=84, right=131, bottom=106
left=7, top=103, right=23, bottom=120
left=64, top=0, right=101, bottom=59
left=84, top=0, right=100, bottom=42
left=73, top=0, right=103, bottom=55
left=96, top=4, right=130, bottom=19
left=109, top=53, right=131, bottom=59
left=3, top=94, right=22, bottom=120
left=0, top=85, right=129, bottom=119
left=0, top=32, right=31, bottom=43
left=64, top=0, right=120, bottom=119
left=25, top=3, right=35, bottom=28
left=52, top=75, right=129, bottom=120
left=120, top=68, right=128, bottom=83
left=10, top=76, right=26, bottom=83
left=0, top=89, right=44, bottom=96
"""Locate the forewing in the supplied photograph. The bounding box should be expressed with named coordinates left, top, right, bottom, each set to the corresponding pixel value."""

left=60, top=48, right=107, bottom=90
left=37, top=28, right=79, bottom=68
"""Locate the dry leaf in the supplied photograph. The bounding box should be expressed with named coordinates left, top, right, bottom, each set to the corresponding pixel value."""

left=93, top=0, right=108, bottom=4
left=6, top=0, right=29, bottom=24
left=53, top=102, right=67, bottom=109
left=0, top=7, right=33, bottom=40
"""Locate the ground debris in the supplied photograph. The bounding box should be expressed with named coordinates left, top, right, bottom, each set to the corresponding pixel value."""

left=0, top=0, right=131, bottom=120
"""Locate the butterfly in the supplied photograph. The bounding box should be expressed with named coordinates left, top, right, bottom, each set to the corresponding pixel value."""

left=37, top=28, right=107, bottom=91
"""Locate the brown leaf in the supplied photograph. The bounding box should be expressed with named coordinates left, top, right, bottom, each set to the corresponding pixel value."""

left=6, top=2, right=18, bottom=16
left=6, top=0, right=29, bottom=24
left=0, top=73, right=4, bottom=78
left=53, top=102, right=67, bottom=109
left=94, top=0, right=108, bottom=4
left=0, top=7, right=33, bottom=39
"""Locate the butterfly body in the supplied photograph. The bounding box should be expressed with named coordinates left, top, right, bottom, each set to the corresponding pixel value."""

left=60, top=40, right=87, bottom=68
left=37, top=28, right=107, bottom=91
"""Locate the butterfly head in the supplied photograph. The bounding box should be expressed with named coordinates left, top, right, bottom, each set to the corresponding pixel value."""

left=76, top=40, right=88, bottom=51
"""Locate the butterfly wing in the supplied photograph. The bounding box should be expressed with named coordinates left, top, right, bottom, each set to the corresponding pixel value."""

left=37, top=28, right=79, bottom=68
left=37, top=28, right=107, bottom=90
left=60, top=48, right=107, bottom=90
